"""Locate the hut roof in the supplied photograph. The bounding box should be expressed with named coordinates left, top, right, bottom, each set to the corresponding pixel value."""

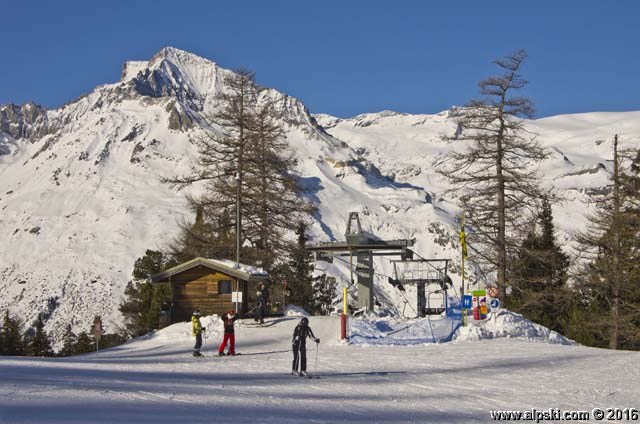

left=150, top=257, right=269, bottom=283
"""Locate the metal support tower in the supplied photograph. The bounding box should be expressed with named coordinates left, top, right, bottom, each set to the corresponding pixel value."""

left=307, top=212, right=415, bottom=311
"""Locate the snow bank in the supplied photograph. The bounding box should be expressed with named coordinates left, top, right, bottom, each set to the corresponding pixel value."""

left=142, top=314, right=223, bottom=345
left=348, top=314, right=460, bottom=346
left=453, top=310, right=576, bottom=345
left=346, top=309, right=576, bottom=346
left=284, top=305, right=310, bottom=317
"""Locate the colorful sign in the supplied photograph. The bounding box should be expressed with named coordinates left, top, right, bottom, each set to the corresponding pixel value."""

left=472, top=289, right=487, bottom=320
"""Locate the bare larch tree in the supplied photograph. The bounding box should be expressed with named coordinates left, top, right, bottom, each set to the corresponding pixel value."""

left=164, top=69, right=313, bottom=268
left=438, top=50, right=549, bottom=306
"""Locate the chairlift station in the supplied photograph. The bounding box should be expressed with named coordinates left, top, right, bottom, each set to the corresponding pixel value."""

left=308, top=212, right=451, bottom=316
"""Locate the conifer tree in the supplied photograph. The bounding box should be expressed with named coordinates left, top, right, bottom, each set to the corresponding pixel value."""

left=242, top=101, right=315, bottom=267
left=273, top=221, right=315, bottom=311
left=132, top=250, right=168, bottom=279
left=74, top=331, right=93, bottom=354
left=510, top=195, right=571, bottom=332
left=164, top=69, right=258, bottom=266
left=27, top=313, right=53, bottom=357
left=574, top=136, right=640, bottom=349
left=166, top=208, right=234, bottom=263
left=59, top=324, right=78, bottom=357
left=312, top=274, right=339, bottom=315
left=164, top=69, right=314, bottom=267
left=438, top=50, right=548, bottom=306
left=1, top=311, right=25, bottom=356
left=120, top=250, right=172, bottom=337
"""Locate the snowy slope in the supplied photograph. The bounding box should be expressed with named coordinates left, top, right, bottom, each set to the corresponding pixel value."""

left=1, top=47, right=639, bottom=346
left=0, top=47, right=430, bottom=344
left=314, top=109, right=640, bottom=248
left=1, top=315, right=638, bottom=423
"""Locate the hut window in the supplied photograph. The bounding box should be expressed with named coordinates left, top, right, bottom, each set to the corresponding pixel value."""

left=218, top=280, right=232, bottom=295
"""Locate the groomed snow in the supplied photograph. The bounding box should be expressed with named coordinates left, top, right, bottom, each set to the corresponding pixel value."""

left=1, top=314, right=638, bottom=423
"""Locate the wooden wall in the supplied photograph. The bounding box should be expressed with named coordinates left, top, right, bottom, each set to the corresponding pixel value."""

left=169, top=265, right=244, bottom=322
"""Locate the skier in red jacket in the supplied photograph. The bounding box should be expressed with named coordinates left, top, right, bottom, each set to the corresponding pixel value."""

left=218, top=310, right=238, bottom=356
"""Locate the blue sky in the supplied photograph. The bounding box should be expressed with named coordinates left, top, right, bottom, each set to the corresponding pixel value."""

left=1, top=0, right=639, bottom=118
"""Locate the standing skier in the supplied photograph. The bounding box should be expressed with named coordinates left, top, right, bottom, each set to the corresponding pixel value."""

left=291, top=317, right=319, bottom=376
left=255, top=284, right=268, bottom=324
left=218, top=310, right=238, bottom=356
left=192, top=310, right=205, bottom=357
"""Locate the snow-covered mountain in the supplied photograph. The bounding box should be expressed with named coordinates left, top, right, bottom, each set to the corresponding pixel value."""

left=1, top=46, right=639, bottom=345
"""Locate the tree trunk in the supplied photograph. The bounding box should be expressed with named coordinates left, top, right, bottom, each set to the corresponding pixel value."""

left=610, top=135, right=620, bottom=349
left=496, top=107, right=507, bottom=307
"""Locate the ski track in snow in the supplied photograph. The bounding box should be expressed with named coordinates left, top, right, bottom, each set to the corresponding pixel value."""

left=1, top=316, right=639, bottom=424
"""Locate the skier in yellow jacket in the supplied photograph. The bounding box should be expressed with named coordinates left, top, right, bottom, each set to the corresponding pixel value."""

left=192, top=310, right=205, bottom=357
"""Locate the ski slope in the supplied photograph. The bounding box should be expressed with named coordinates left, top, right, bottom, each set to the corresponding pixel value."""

left=1, top=314, right=638, bottom=423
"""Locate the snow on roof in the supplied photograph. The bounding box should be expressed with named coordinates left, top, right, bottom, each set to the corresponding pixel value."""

left=206, top=258, right=268, bottom=276
left=150, top=257, right=268, bottom=283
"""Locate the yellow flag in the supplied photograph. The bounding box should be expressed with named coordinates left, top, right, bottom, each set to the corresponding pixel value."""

left=459, top=226, right=468, bottom=259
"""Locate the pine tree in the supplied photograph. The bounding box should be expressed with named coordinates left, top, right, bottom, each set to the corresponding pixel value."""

left=1, top=311, right=25, bottom=356
left=312, top=274, right=338, bottom=315
left=438, top=50, right=548, bottom=306
left=74, top=331, right=94, bottom=354
left=510, top=195, right=571, bottom=332
left=273, top=221, right=316, bottom=311
left=59, top=324, right=78, bottom=356
left=120, top=280, right=172, bottom=337
left=132, top=250, right=168, bottom=279
left=574, top=136, right=640, bottom=349
left=27, top=313, right=53, bottom=357
left=120, top=250, right=173, bottom=337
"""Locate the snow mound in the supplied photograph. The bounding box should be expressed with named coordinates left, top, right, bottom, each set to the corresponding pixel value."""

left=348, top=314, right=460, bottom=346
left=453, top=310, right=576, bottom=345
left=346, top=310, right=576, bottom=346
left=284, top=305, right=310, bottom=317
left=141, top=314, right=223, bottom=345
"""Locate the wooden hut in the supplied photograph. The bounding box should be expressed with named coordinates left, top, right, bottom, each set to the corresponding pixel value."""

left=150, top=257, right=269, bottom=323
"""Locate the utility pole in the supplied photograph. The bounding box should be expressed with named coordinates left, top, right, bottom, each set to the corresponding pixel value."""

left=235, top=172, right=241, bottom=313
left=460, top=212, right=468, bottom=327
left=236, top=172, right=241, bottom=269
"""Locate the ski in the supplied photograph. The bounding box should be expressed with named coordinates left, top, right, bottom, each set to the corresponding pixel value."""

left=289, top=372, right=319, bottom=379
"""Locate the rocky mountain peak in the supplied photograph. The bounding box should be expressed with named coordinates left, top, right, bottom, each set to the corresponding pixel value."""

left=0, top=101, right=48, bottom=141
left=149, top=46, right=217, bottom=69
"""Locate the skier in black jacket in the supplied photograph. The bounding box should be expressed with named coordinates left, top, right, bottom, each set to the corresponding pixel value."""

left=291, top=317, right=319, bottom=376
left=254, top=283, right=269, bottom=324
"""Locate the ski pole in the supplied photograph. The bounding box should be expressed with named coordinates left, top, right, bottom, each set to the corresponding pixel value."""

left=314, top=342, right=319, bottom=375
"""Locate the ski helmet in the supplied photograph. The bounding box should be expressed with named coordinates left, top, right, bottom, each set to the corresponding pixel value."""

left=193, top=310, right=201, bottom=317
left=300, top=317, right=309, bottom=326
